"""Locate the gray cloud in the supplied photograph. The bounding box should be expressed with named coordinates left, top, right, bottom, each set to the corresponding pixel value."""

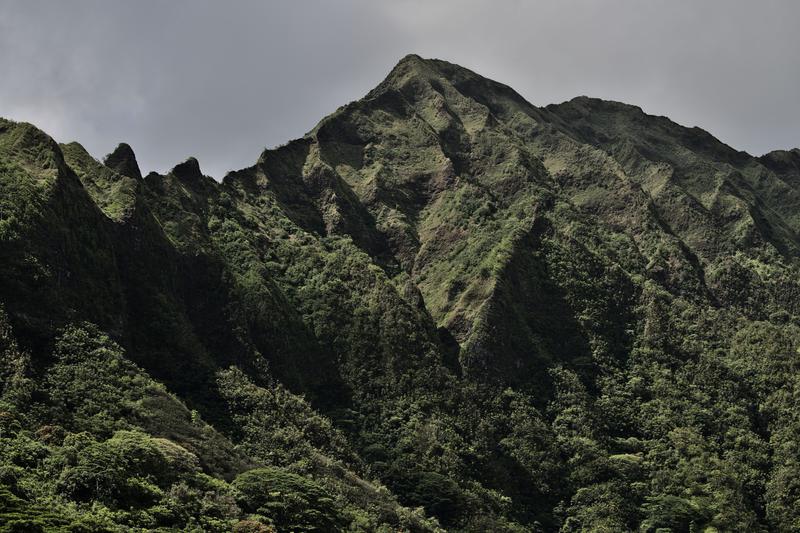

left=1, top=0, right=798, bottom=178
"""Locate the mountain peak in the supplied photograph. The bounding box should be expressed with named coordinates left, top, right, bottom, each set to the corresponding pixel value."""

left=396, top=53, right=424, bottom=65
left=379, top=53, right=436, bottom=85
left=104, top=142, right=142, bottom=180
left=759, top=148, right=800, bottom=176
left=171, top=156, right=202, bottom=180
left=365, top=54, right=528, bottom=118
left=369, top=54, right=467, bottom=94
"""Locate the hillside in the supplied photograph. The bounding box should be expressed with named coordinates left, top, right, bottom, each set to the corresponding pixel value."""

left=2, top=55, right=800, bottom=532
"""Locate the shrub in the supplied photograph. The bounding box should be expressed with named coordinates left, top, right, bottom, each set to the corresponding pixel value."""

left=233, top=467, right=345, bottom=532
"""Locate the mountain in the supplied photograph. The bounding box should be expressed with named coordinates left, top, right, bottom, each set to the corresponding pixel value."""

left=2, top=54, right=800, bottom=532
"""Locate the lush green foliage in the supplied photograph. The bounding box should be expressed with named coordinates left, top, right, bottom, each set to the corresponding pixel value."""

left=2, top=56, right=800, bottom=531
left=233, top=467, right=345, bottom=531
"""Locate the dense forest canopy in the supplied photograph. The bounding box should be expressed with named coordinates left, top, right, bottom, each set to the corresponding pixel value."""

left=2, top=55, right=800, bottom=532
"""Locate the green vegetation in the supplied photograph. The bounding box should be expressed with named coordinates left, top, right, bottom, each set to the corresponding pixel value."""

left=2, top=55, right=800, bottom=531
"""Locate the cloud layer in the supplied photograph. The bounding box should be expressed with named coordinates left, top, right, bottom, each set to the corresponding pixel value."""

left=1, top=0, right=798, bottom=178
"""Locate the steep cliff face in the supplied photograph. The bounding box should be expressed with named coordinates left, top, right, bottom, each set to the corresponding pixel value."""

left=2, top=57, right=800, bottom=531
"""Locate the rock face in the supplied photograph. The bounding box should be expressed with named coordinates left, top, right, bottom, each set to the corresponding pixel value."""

left=2, top=56, right=800, bottom=531
left=104, top=142, right=142, bottom=180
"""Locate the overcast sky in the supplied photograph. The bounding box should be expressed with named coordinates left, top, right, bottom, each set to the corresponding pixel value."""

left=1, top=0, right=798, bottom=179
